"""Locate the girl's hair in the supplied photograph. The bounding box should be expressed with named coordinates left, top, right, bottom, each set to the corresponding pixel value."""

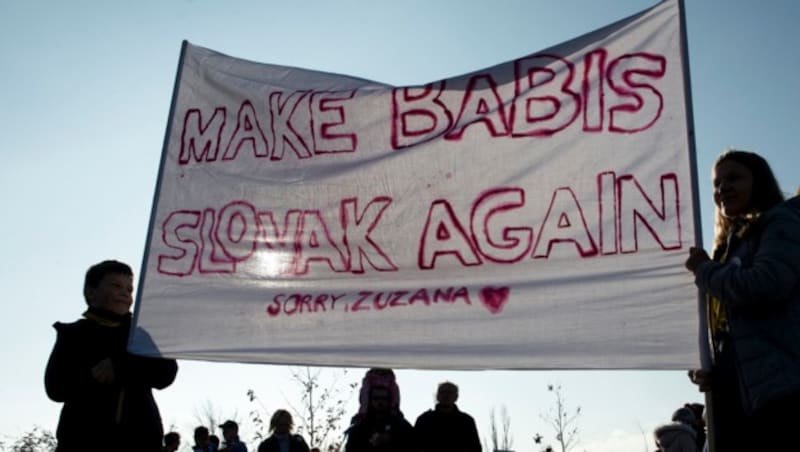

left=269, top=409, right=293, bottom=433
left=713, top=149, right=784, bottom=249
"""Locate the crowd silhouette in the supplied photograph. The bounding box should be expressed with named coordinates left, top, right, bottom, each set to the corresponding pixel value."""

left=166, top=369, right=479, bottom=452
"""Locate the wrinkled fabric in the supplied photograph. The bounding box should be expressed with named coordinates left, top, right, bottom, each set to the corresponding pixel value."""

left=133, top=0, right=700, bottom=371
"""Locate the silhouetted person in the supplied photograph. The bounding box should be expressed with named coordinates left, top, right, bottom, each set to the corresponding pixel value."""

left=45, top=260, right=178, bottom=452
left=219, top=420, right=247, bottom=452
left=654, top=407, right=698, bottom=452
left=194, top=426, right=216, bottom=452
left=356, top=368, right=401, bottom=421
left=257, top=409, right=310, bottom=452
left=164, top=431, right=181, bottom=452
left=414, top=381, right=481, bottom=452
left=686, top=150, right=800, bottom=450
left=345, top=384, right=417, bottom=452
left=683, top=403, right=705, bottom=451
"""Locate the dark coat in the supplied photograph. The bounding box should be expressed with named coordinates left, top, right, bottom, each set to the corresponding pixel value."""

left=45, top=310, right=178, bottom=452
left=257, top=434, right=310, bottom=452
left=695, top=197, right=800, bottom=414
left=414, top=405, right=482, bottom=452
left=344, top=413, right=418, bottom=452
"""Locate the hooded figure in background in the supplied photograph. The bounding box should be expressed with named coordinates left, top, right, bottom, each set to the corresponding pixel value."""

left=654, top=407, right=698, bottom=452
left=345, top=376, right=417, bottom=452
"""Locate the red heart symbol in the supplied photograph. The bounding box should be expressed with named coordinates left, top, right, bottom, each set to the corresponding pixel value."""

left=479, top=286, right=510, bottom=314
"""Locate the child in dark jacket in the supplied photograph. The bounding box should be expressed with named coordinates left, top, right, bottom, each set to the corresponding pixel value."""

left=45, top=260, right=178, bottom=452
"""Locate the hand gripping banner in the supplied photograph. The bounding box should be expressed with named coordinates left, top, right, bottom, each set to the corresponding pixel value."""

left=131, top=0, right=700, bottom=369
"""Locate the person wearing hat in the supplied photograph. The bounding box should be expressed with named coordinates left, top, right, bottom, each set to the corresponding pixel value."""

left=219, top=420, right=248, bottom=452
left=653, top=407, right=698, bottom=452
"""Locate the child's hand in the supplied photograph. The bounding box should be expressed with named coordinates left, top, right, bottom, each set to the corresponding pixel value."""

left=688, top=369, right=712, bottom=392
left=91, top=358, right=116, bottom=384
left=685, top=247, right=710, bottom=273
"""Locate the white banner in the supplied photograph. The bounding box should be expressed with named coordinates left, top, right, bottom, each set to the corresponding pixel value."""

left=132, top=0, right=700, bottom=369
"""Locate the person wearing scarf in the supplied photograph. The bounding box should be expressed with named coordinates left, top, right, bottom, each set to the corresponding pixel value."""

left=45, top=260, right=178, bottom=452
left=685, top=150, right=800, bottom=450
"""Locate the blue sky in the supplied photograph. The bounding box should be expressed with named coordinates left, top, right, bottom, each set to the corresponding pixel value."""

left=1, top=1, right=799, bottom=451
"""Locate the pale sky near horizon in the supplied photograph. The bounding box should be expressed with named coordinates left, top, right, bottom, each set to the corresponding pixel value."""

left=2, top=1, right=799, bottom=451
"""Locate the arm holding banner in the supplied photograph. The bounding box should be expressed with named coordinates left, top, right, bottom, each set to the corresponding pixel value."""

left=45, top=260, right=176, bottom=451
left=684, top=150, right=800, bottom=451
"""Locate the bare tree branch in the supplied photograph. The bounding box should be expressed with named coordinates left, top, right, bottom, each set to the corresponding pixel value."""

left=488, top=405, right=514, bottom=452
left=536, top=384, right=582, bottom=452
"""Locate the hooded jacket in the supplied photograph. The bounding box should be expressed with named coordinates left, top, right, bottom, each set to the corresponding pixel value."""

left=654, top=422, right=697, bottom=452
